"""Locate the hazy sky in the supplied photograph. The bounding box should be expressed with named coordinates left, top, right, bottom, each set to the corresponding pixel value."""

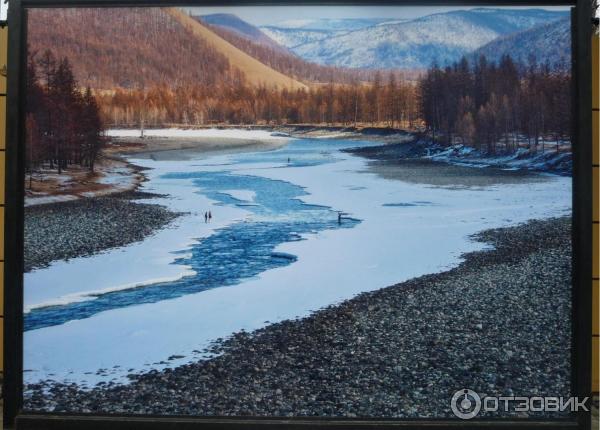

left=183, top=6, right=570, bottom=27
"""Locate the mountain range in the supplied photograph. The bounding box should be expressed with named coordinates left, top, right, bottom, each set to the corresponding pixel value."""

left=473, top=16, right=571, bottom=69
left=27, top=7, right=571, bottom=94
left=258, top=17, right=395, bottom=49
left=252, top=8, right=569, bottom=69
left=269, top=17, right=394, bottom=31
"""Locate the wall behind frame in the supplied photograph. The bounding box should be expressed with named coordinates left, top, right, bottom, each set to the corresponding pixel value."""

left=0, top=2, right=594, bottom=422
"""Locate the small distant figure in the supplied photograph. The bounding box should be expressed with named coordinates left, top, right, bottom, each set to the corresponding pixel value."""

left=208, top=211, right=212, bottom=222
left=287, top=157, right=291, bottom=164
left=338, top=212, right=342, bottom=225
left=204, top=212, right=208, bottom=223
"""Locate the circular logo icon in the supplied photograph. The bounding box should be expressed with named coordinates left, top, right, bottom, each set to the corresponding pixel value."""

left=451, top=389, right=481, bottom=419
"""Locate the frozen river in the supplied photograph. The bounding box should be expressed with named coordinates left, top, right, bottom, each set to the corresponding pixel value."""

left=23, top=133, right=571, bottom=388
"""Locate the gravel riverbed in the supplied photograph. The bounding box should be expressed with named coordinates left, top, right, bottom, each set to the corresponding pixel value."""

left=24, top=216, right=571, bottom=418
left=25, top=191, right=181, bottom=272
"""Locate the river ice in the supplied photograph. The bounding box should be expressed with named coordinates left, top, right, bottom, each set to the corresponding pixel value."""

left=23, top=132, right=571, bottom=387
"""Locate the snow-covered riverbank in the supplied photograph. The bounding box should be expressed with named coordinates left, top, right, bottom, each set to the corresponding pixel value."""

left=348, top=135, right=572, bottom=175
left=23, top=130, right=571, bottom=388
left=107, top=128, right=290, bottom=159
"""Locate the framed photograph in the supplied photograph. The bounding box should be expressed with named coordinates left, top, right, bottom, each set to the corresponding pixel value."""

left=3, top=0, right=594, bottom=429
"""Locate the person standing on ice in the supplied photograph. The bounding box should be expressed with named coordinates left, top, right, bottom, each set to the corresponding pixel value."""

left=204, top=212, right=208, bottom=223
left=209, top=211, right=212, bottom=222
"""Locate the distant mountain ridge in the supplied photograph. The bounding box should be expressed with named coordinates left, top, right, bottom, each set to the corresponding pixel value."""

left=200, top=18, right=381, bottom=84
left=473, top=16, right=570, bottom=69
left=269, top=17, right=393, bottom=31
left=259, top=26, right=341, bottom=50
left=259, top=18, right=398, bottom=51
left=265, top=8, right=569, bottom=69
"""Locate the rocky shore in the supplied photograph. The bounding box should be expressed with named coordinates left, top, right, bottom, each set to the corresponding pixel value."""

left=24, top=216, right=571, bottom=418
left=25, top=191, right=181, bottom=272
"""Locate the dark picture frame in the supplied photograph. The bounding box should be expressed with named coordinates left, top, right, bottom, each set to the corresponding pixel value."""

left=3, top=0, right=594, bottom=429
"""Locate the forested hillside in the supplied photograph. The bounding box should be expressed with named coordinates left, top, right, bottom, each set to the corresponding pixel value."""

left=27, top=7, right=306, bottom=91
left=473, top=17, right=570, bottom=70
left=27, top=7, right=421, bottom=127
left=27, top=8, right=233, bottom=89
left=201, top=20, right=383, bottom=84
left=165, top=8, right=306, bottom=90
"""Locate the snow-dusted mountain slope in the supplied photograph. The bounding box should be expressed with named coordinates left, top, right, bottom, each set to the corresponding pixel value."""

left=260, top=17, right=395, bottom=49
left=259, top=26, right=340, bottom=49
left=285, top=8, right=569, bottom=69
left=271, top=17, right=393, bottom=31
left=473, top=17, right=571, bottom=69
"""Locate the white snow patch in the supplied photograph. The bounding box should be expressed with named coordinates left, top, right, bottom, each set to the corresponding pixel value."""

left=107, top=128, right=289, bottom=141
left=24, top=195, right=79, bottom=207
left=25, top=271, right=196, bottom=313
